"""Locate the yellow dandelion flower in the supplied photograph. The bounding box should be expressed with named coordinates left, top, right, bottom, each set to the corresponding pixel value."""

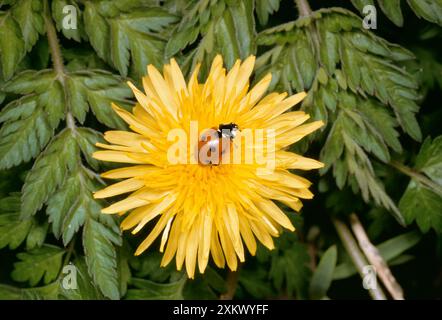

left=92, top=55, right=324, bottom=278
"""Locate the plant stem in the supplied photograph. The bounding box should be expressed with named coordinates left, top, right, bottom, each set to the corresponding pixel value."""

left=82, top=164, right=106, bottom=185
left=294, top=0, right=321, bottom=68
left=62, top=237, right=76, bottom=268
left=294, top=0, right=312, bottom=17
left=220, top=269, right=240, bottom=300
left=390, top=160, right=442, bottom=197
left=66, top=112, right=76, bottom=130
left=44, top=0, right=64, bottom=78
left=332, top=218, right=387, bottom=300
left=349, top=213, right=404, bottom=300
left=44, top=0, right=77, bottom=132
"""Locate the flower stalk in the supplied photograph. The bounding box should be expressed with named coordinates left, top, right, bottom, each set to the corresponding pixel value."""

left=220, top=269, right=240, bottom=300
left=349, top=213, right=404, bottom=300
left=332, top=218, right=387, bottom=300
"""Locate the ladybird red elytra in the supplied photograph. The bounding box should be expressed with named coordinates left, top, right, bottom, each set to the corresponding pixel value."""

left=197, top=123, right=239, bottom=165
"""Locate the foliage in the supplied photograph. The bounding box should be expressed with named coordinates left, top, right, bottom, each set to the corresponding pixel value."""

left=0, top=0, right=440, bottom=300
left=399, top=136, right=442, bottom=233
left=351, top=0, right=442, bottom=27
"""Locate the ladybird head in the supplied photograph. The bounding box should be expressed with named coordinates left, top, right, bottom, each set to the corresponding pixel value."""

left=219, top=123, right=240, bottom=139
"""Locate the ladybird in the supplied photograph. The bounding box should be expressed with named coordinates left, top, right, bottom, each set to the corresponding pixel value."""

left=198, top=123, right=240, bottom=165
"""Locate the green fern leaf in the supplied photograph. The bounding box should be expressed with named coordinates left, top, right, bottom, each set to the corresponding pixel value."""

left=126, top=277, right=186, bottom=300
left=351, top=0, right=442, bottom=26
left=0, top=194, right=32, bottom=249
left=309, top=245, right=337, bottom=299
left=47, top=169, right=91, bottom=245
left=0, top=0, right=45, bottom=79
left=399, top=136, right=442, bottom=232
left=0, top=70, right=67, bottom=169
left=0, top=193, right=47, bottom=250
left=256, top=8, right=420, bottom=223
left=83, top=216, right=121, bottom=300
left=66, top=70, right=133, bottom=128
left=166, top=0, right=256, bottom=75
left=255, top=0, right=280, bottom=25
left=59, top=258, right=104, bottom=300
left=0, top=9, right=25, bottom=79
left=12, top=0, right=45, bottom=51
left=407, top=0, right=442, bottom=26
left=11, top=244, right=65, bottom=286
left=269, top=241, right=311, bottom=298
left=51, top=0, right=85, bottom=42
left=83, top=2, right=177, bottom=77
left=0, top=281, right=60, bottom=300
left=21, top=129, right=79, bottom=218
left=0, top=96, right=56, bottom=170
